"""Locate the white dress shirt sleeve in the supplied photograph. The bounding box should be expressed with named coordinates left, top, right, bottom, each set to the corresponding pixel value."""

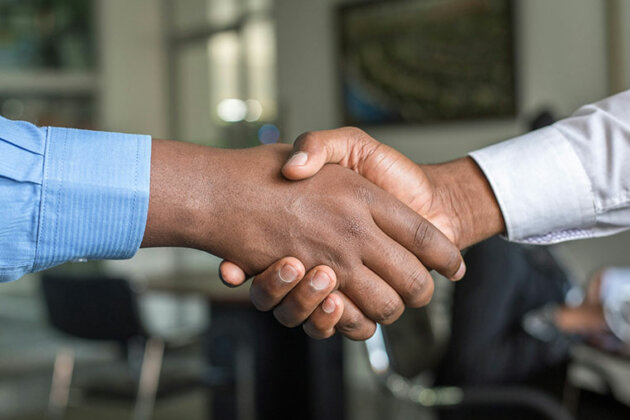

left=469, top=90, right=630, bottom=244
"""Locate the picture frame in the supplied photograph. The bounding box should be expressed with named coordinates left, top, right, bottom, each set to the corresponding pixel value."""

left=337, top=0, right=517, bottom=126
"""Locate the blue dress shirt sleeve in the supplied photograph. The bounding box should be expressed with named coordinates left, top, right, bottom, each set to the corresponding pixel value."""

left=0, top=116, right=151, bottom=282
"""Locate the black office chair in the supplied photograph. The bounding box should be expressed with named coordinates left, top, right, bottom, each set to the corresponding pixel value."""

left=365, top=310, right=574, bottom=420
left=40, top=274, right=202, bottom=420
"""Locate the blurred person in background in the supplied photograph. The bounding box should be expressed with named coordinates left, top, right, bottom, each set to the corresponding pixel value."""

left=524, top=267, right=630, bottom=357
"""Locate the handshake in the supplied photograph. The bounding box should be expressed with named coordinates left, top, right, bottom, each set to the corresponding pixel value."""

left=143, top=127, right=505, bottom=340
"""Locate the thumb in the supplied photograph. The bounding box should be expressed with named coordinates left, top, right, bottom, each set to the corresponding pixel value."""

left=282, top=128, right=374, bottom=181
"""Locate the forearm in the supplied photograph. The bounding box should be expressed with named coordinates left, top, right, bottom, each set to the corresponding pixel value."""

left=140, top=140, right=295, bottom=269
left=422, top=157, right=505, bottom=249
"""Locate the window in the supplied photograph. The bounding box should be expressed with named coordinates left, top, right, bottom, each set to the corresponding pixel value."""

left=166, top=0, right=278, bottom=147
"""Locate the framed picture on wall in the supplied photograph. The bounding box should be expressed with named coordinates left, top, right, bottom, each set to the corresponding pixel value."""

left=337, top=0, right=516, bottom=126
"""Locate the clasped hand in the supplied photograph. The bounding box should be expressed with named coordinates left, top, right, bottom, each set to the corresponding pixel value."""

left=218, top=128, right=467, bottom=340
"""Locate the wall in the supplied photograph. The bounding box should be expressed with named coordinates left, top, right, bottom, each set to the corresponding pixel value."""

left=97, top=0, right=169, bottom=137
left=275, top=0, right=630, bottom=280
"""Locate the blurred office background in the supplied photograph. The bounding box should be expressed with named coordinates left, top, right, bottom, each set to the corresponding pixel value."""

left=1, top=0, right=630, bottom=419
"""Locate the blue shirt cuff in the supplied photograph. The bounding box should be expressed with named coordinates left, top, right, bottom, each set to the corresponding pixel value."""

left=33, top=127, right=151, bottom=271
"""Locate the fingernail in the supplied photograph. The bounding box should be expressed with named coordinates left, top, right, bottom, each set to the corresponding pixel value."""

left=322, top=297, right=336, bottom=314
left=279, top=264, right=299, bottom=283
left=310, top=271, right=331, bottom=291
left=452, top=261, right=466, bottom=281
left=219, top=267, right=238, bottom=289
left=287, top=152, right=308, bottom=167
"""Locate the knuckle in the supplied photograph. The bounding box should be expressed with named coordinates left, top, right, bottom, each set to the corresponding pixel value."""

left=342, top=216, right=369, bottom=239
left=343, top=126, right=368, bottom=140
left=412, top=220, right=434, bottom=250
left=403, top=270, right=433, bottom=307
left=416, top=277, right=435, bottom=307
left=374, top=297, right=404, bottom=325
left=295, top=130, right=317, bottom=147
left=273, top=306, right=301, bottom=328
left=337, top=311, right=365, bottom=334
left=349, top=323, right=377, bottom=341
left=353, top=185, right=375, bottom=205
left=250, top=287, right=274, bottom=312
left=289, top=298, right=312, bottom=319
left=303, top=323, right=331, bottom=340
left=307, top=316, right=326, bottom=332
left=322, top=253, right=347, bottom=277
left=344, top=126, right=379, bottom=154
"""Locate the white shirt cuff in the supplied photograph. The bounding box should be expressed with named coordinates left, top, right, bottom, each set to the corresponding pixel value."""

left=469, top=126, right=596, bottom=242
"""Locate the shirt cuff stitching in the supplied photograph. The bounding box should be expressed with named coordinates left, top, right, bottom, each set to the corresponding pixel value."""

left=53, top=129, right=68, bottom=262
left=126, top=135, right=141, bottom=252
left=33, top=127, right=51, bottom=272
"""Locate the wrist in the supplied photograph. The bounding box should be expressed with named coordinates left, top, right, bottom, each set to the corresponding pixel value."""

left=422, top=157, right=505, bottom=249
left=141, top=139, right=220, bottom=250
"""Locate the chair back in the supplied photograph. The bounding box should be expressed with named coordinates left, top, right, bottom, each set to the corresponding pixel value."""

left=41, top=274, right=145, bottom=342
